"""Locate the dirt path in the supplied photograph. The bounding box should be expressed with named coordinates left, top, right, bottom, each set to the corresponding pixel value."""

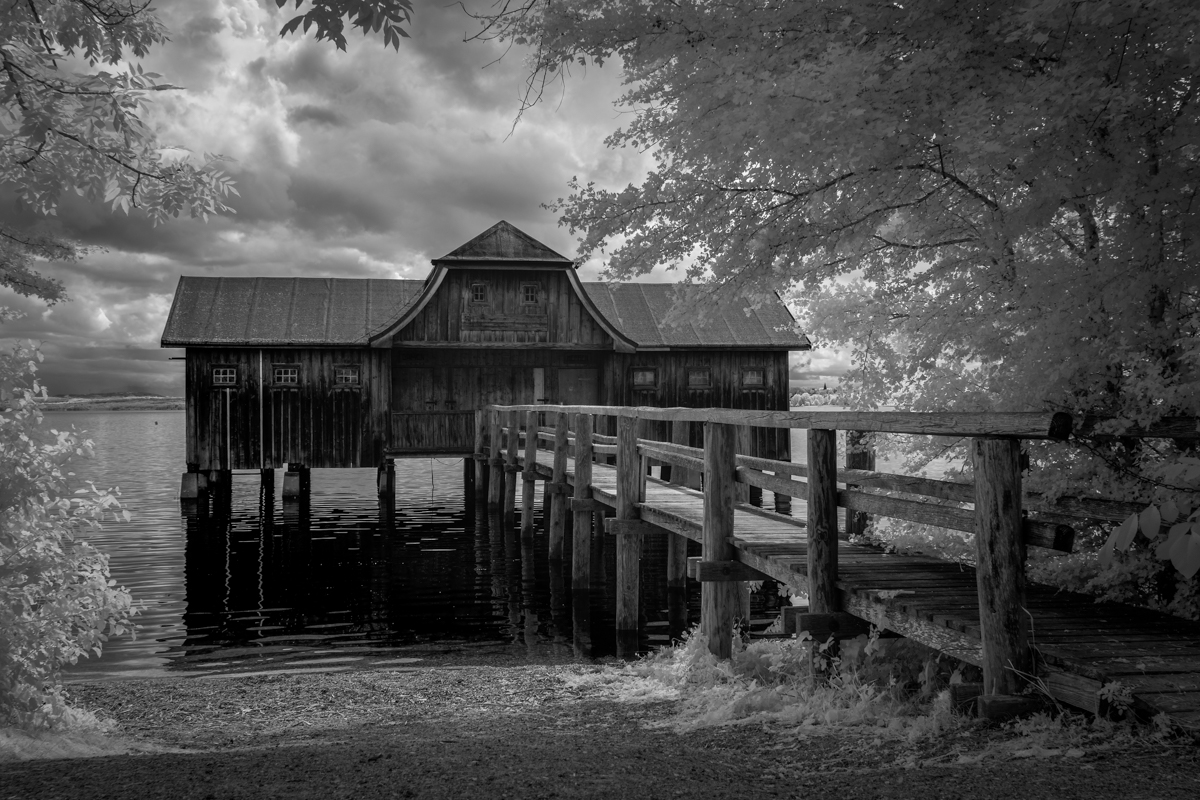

left=3, top=661, right=1198, bottom=800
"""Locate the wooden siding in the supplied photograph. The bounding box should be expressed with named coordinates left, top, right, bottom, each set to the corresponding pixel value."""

left=393, top=269, right=613, bottom=347
left=389, top=349, right=604, bottom=453
left=185, top=348, right=390, bottom=470
left=601, top=351, right=791, bottom=461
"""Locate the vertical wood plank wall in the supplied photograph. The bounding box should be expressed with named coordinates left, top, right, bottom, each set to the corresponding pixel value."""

left=185, top=348, right=390, bottom=471
left=393, top=269, right=613, bottom=347
left=183, top=268, right=796, bottom=467
left=602, top=351, right=791, bottom=461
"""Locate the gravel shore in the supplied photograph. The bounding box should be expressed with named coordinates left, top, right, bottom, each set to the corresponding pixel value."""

left=2, top=653, right=1199, bottom=800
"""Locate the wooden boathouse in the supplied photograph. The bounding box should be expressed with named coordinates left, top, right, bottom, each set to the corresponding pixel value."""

left=161, top=221, right=810, bottom=493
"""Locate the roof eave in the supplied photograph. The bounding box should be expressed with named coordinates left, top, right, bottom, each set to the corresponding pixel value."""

left=366, top=266, right=450, bottom=347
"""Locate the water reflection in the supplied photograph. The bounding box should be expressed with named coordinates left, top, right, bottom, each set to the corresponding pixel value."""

left=58, top=411, right=789, bottom=678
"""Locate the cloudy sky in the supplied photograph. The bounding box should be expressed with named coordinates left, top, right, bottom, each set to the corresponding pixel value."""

left=0, top=0, right=846, bottom=395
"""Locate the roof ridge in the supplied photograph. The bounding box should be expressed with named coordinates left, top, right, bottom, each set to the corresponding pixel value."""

left=435, top=220, right=571, bottom=263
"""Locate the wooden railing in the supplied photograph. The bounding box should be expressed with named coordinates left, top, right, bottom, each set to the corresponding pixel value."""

left=470, top=404, right=1195, bottom=699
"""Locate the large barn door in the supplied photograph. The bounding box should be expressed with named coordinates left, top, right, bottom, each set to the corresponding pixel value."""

left=391, top=365, right=474, bottom=454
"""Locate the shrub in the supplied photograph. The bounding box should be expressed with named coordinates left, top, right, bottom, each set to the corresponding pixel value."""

left=0, top=343, right=135, bottom=728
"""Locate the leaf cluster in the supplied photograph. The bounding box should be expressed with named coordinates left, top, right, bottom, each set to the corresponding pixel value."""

left=276, top=0, right=414, bottom=51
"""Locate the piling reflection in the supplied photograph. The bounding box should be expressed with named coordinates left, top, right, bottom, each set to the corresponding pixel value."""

left=170, top=463, right=742, bottom=668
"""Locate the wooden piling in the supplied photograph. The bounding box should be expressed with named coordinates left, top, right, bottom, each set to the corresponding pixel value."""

left=701, top=422, right=739, bottom=659
left=180, top=471, right=202, bottom=501
left=503, top=410, right=520, bottom=526
left=973, top=437, right=1030, bottom=696
left=548, top=411, right=569, bottom=560
left=474, top=410, right=489, bottom=503
left=376, top=458, right=395, bottom=498
left=807, top=428, right=839, bottom=614
left=521, top=409, right=539, bottom=535
left=572, top=412, right=594, bottom=591
left=615, top=414, right=642, bottom=654
left=487, top=408, right=503, bottom=506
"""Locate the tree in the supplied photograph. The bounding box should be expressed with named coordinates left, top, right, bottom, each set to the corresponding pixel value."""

left=485, top=1, right=1200, bottom=612
left=0, top=343, right=134, bottom=727
left=0, top=0, right=413, bottom=726
left=0, top=0, right=413, bottom=312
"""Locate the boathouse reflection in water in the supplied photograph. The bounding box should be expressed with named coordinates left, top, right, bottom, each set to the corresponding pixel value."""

left=177, top=464, right=738, bottom=663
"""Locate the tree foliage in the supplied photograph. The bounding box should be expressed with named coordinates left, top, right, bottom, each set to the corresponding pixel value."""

left=0, top=343, right=135, bottom=727
left=486, top=1, right=1200, bottom=610
left=0, top=0, right=414, bottom=726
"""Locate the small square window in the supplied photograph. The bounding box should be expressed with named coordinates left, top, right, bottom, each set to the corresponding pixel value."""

left=213, top=367, right=237, bottom=385
left=631, top=367, right=657, bottom=388
left=334, top=366, right=360, bottom=386
left=273, top=366, right=299, bottom=385
left=521, top=283, right=540, bottom=304
left=741, top=367, right=765, bottom=387
left=687, top=367, right=711, bottom=388
left=471, top=283, right=488, bottom=303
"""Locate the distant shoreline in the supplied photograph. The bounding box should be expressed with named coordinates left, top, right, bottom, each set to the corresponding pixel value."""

left=40, top=396, right=185, bottom=412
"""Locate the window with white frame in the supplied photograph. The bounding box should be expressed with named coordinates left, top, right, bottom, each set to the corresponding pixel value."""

left=212, top=366, right=237, bottom=386
left=273, top=366, right=299, bottom=385
left=334, top=366, right=360, bottom=386
left=741, top=367, right=765, bottom=387
left=521, top=282, right=540, bottom=305
left=471, top=282, right=488, bottom=303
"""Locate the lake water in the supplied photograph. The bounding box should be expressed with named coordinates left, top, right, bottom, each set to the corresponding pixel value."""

left=49, top=411, right=748, bottom=679
left=50, top=410, right=953, bottom=679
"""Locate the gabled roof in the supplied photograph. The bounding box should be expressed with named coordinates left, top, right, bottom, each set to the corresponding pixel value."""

left=432, top=220, right=572, bottom=265
left=162, top=222, right=809, bottom=351
left=160, top=277, right=424, bottom=347
left=161, top=276, right=809, bottom=350
left=583, top=283, right=809, bottom=349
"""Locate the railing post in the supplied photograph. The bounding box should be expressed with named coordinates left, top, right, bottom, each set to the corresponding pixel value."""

left=572, top=412, right=594, bottom=591
left=487, top=409, right=503, bottom=506
left=615, top=413, right=642, bottom=656
left=774, top=425, right=792, bottom=516
left=735, top=425, right=751, bottom=504
left=549, top=411, right=570, bottom=560
left=846, top=430, right=874, bottom=538
left=807, top=427, right=839, bottom=614
left=702, top=421, right=738, bottom=659
left=503, top=409, right=520, bottom=526
left=973, top=437, right=1030, bottom=696
left=521, top=409, right=539, bottom=535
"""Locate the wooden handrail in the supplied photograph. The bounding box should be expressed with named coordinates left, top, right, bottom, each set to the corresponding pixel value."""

left=488, top=404, right=1072, bottom=439
left=624, top=436, right=1151, bottom=534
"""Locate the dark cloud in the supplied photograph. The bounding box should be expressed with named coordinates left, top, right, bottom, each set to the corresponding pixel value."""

left=0, top=0, right=651, bottom=396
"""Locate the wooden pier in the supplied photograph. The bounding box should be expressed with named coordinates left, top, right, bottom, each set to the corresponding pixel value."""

left=477, top=404, right=1200, bottom=731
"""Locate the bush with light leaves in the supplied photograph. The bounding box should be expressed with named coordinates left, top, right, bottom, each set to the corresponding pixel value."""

left=0, top=342, right=135, bottom=728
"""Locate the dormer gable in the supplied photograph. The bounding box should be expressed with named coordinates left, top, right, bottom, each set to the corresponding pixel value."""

left=369, top=221, right=636, bottom=351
